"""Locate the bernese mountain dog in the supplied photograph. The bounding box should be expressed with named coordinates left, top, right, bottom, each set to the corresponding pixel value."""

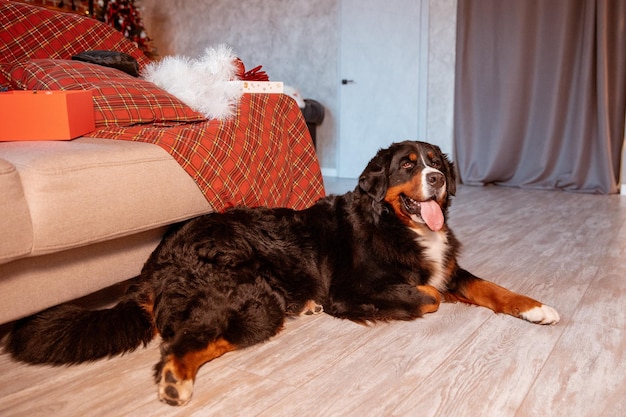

left=5, top=140, right=559, bottom=406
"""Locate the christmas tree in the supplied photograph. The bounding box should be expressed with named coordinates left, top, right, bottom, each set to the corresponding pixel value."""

left=96, top=0, right=155, bottom=58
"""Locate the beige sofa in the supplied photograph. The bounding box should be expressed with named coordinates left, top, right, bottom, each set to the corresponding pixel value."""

left=0, top=138, right=213, bottom=324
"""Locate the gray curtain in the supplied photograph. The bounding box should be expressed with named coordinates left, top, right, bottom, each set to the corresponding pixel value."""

left=454, top=0, right=626, bottom=194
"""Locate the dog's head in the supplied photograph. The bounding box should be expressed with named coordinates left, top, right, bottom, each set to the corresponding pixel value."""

left=358, top=141, right=456, bottom=231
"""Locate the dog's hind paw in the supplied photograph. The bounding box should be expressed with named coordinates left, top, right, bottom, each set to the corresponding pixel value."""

left=157, top=365, right=194, bottom=406
left=520, top=304, right=560, bottom=325
left=301, top=300, right=324, bottom=316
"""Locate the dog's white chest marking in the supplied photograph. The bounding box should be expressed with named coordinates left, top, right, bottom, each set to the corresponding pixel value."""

left=413, top=229, right=449, bottom=291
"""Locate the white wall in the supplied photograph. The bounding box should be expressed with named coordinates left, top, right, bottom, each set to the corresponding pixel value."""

left=426, top=0, right=457, bottom=159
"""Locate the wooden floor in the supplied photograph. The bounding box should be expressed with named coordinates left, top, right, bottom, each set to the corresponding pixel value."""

left=1, top=183, right=625, bottom=417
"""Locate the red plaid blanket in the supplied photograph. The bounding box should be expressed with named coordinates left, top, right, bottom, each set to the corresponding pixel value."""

left=92, top=93, right=325, bottom=211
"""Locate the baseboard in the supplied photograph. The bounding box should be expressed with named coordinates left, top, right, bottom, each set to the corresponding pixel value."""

left=621, top=184, right=626, bottom=195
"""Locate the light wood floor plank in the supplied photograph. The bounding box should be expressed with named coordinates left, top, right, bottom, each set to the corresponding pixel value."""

left=258, top=304, right=493, bottom=417
left=387, top=316, right=566, bottom=417
left=516, top=323, right=626, bottom=417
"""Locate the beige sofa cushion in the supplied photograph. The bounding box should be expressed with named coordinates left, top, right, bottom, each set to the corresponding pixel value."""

left=0, top=158, right=33, bottom=262
left=0, top=137, right=213, bottom=264
left=0, top=227, right=168, bottom=324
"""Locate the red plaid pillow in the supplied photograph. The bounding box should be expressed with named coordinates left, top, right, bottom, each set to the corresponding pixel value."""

left=0, top=1, right=150, bottom=68
left=0, top=63, right=10, bottom=88
left=8, top=59, right=206, bottom=127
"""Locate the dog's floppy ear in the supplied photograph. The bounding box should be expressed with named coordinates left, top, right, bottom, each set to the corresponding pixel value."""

left=444, top=153, right=456, bottom=196
left=358, top=149, right=390, bottom=202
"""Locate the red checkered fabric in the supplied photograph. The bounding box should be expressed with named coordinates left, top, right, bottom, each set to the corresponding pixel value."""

left=0, top=63, right=9, bottom=88
left=0, top=1, right=150, bottom=68
left=8, top=59, right=206, bottom=127
left=92, top=93, right=325, bottom=211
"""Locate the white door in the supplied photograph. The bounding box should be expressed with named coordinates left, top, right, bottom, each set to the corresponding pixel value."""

left=338, top=0, right=427, bottom=178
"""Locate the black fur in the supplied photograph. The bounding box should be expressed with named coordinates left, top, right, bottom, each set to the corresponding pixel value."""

left=8, top=294, right=154, bottom=365
left=6, top=140, right=466, bottom=394
left=71, top=50, right=140, bottom=77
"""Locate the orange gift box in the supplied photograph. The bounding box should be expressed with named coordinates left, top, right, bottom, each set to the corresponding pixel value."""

left=0, top=90, right=95, bottom=141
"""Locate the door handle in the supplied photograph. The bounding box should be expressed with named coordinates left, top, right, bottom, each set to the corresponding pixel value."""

left=341, top=79, right=355, bottom=85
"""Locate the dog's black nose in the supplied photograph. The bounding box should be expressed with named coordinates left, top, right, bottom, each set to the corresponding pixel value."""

left=426, top=172, right=445, bottom=189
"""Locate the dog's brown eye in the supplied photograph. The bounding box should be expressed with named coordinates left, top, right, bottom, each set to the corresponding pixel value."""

left=431, top=161, right=441, bottom=169
left=402, top=161, right=415, bottom=169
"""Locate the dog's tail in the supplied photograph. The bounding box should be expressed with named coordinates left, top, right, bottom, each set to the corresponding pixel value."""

left=4, top=287, right=156, bottom=365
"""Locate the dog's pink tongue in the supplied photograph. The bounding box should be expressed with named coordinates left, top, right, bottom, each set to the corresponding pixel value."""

left=421, top=200, right=444, bottom=231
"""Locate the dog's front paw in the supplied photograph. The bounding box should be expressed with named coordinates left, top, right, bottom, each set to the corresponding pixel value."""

left=520, top=304, right=560, bottom=325
left=157, top=363, right=194, bottom=406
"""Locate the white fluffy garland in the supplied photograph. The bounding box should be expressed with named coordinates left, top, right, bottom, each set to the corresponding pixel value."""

left=142, top=45, right=243, bottom=120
